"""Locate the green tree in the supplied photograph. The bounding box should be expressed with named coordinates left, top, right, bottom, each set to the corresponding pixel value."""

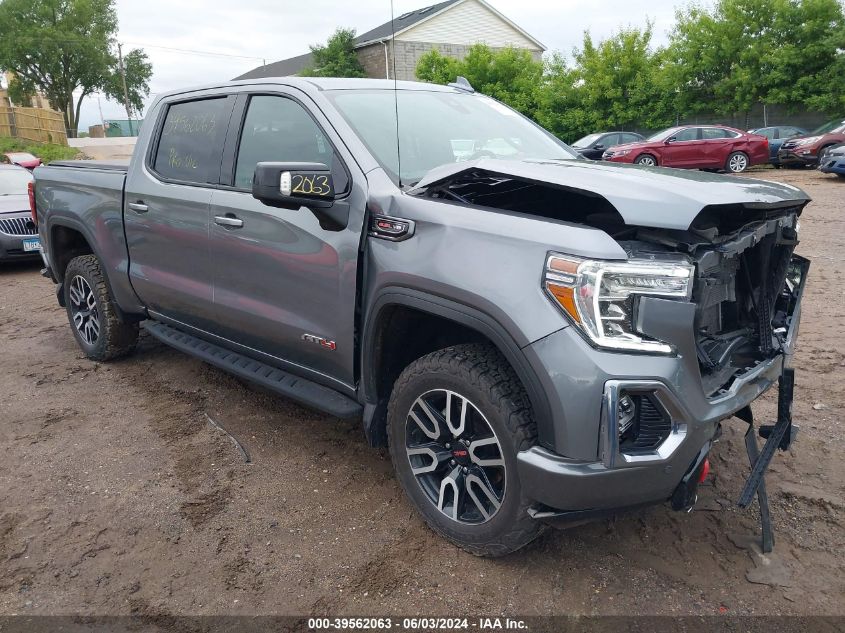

left=667, top=0, right=845, bottom=116
left=415, top=44, right=544, bottom=118
left=0, top=0, right=152, bottom=137
left=537, top=26, right=670, bottom=141
left=300, top=28, right=366, bottom=78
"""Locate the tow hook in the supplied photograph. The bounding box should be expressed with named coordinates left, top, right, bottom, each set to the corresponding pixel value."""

left=670, top=447, right=710, bottom=512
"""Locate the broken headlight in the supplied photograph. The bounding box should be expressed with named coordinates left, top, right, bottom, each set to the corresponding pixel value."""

left=544, top=254, right=694, bottom=354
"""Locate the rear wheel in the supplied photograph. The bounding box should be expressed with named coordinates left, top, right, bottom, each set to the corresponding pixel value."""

left=64, top=254, right=138, bottom=361
left=635, top=154, right=657, bottom=167
left=387, top=344, right=543, bottom=557
left=726, top=151, right=749, bottom=173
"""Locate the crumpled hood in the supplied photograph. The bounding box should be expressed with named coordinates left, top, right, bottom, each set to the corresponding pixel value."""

left=411, top=158, right=810, bottom=230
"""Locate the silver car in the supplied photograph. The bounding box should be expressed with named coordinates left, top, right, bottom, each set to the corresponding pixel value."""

left=0, top=165, right=41, bottom=262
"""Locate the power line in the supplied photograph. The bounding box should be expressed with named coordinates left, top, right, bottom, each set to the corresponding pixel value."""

left=5, top=36, right=267, bottom=62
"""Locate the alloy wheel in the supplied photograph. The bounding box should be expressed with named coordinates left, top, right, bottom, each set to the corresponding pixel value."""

left=405, top=389, right=506, bottom=524
left=68, top=275, right=100, bottom=345
left=637, top=156, right=656, bottom=167
left=728, top=153, right=748, bottom=172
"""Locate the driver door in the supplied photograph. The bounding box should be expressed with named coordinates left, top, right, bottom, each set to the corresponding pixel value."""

left=661, top=127, right=700, bottom=167
left=208, top=91, right=366, bottom=389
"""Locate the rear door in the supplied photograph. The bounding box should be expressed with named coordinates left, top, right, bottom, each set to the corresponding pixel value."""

left=700, top=127, right=735, bottom=167
left=207, top=89, right=366, bottom=389
left=124, top=94, right=234, bottom=331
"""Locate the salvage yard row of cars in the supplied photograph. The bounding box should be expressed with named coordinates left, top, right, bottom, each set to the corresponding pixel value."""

left=572, top=118, right=845, bottom=174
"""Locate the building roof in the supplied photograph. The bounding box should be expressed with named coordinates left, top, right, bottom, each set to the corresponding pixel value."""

left=235, top=51, right=315, bottom=81
left=233, top=0, right=543, bottom=80
left=353, top=0, right=460, bottom=46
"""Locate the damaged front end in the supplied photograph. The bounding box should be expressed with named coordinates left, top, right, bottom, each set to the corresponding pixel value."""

left=628, top=206, right=807, bottom=397
left=409, top=160, right=810, bottom=550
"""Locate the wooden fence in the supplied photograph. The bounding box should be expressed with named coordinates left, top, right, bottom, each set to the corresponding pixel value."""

left=0, top=106, right=67, bottom=144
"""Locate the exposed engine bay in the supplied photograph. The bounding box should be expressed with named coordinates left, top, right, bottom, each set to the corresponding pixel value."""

left=413, top=170, right=806, bottom=395
left=625, top=208, right=803, bottom=395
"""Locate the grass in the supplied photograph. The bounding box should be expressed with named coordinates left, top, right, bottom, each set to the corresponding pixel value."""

left=0, top=137, right=81, bottom=164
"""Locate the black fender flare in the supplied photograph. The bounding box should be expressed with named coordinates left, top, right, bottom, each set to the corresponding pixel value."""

left=359, top=287, right=554, bottom=449
left=45, top=216, right=143, bottom=322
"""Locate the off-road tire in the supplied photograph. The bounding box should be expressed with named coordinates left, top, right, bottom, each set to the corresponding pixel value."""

left=387, top=343, right=543, bottom=557
left=64, top=254, right=138, bottom=361
left=635, top=154, right=657, bottom=167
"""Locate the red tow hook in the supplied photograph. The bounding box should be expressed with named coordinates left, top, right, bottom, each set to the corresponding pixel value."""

left=698, top=457, right=711, bottom=483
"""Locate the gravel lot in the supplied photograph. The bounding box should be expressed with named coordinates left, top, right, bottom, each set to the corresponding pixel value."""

left=0, top=168, right=843, bottom=619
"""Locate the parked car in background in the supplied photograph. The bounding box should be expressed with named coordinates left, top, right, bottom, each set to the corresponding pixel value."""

left=602, top=125, right=769, bottom=173
left=570, top=131, right=644, bottom=160
left=748, top=125, right=806, bottom=167
left=2, top=152, right=42, bottom=170
left=818, top=143, right=845, bottom=178
left=0, top=165, right=40, bottom=262
left=778, top=119, right=845, bottom=167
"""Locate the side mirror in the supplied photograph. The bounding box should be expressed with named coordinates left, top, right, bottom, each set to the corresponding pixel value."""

left=252, top=162, right=335, bottom=210
left=665, top=137, right=676, bottom=144
left=593, top=144, right=604, bottom=150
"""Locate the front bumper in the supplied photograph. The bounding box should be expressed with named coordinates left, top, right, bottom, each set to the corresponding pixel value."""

left=516, top=255, right=807, bottom=514
left=777, top=147, right=820, bottom=166
left=0, top=232, right=40, bottom=262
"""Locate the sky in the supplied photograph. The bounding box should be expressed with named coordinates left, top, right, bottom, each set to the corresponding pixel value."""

left=77, top=0, right=692, bottom=130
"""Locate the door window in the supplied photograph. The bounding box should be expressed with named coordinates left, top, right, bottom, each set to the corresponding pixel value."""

left=599, top=134, right=619, bottom=147
left=621, top=133, right=641, bottom=143
left=153, top=97, right=230, bottom=184
left=234, top=96, right=348, bottom=192
left=673, top=128, right=699, bottom=141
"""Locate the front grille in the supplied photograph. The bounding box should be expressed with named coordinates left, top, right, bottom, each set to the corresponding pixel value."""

left=619, top=394, right=671, bottom=451
left=0, top=217, right=37, bottom=236
left=781, top=140, right=798, bottom=150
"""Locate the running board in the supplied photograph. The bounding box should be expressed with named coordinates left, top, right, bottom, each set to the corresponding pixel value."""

left=143, top=321, right=362, bottom=419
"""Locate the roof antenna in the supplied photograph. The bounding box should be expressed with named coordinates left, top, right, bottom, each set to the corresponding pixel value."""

left=448, top=76, right=475, bottom=93
left=390, top=0, right=402, bottom=187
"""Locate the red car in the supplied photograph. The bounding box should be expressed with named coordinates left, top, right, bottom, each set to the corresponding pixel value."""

left=602, top=125, right=769, bottom=173
left=2, top=152, right=42, bottom=170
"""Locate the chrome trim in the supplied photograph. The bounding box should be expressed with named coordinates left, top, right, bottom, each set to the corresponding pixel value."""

left=0, top=217, right=37, bottom=236
left=600, top=379, right=689, bottom=468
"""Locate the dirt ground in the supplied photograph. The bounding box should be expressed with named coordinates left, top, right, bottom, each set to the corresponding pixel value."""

left=0, top=168, right=843, bottom=619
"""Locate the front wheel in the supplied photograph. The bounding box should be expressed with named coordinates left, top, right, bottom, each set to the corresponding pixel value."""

left=726, top=151, right=749, bottom=173
left=64, top=254, right=139, bottom=361
left=387, top=344, right=543, bottom=557
left=635, top=154, right=657, bottom=167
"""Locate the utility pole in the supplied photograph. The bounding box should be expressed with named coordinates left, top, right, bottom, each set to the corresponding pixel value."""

left=117, top=43, right=134, bottom=137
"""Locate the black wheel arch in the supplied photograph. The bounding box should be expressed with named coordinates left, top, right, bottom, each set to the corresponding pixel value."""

left=359, top=287, right=554, bottom=451
left=47, top=217, right=142, bottom=323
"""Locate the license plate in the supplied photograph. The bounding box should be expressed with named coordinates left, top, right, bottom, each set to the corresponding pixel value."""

left=22, top=237, right=41, bottom=252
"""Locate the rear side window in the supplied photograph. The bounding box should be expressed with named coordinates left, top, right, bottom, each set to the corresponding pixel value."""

left=234, top=95, right=348, bottom=192
left=153, top=97, right=229, bottom=184
left=702, top=128, right=730, bottom=139
left=621, top=133, right=641, bottom=143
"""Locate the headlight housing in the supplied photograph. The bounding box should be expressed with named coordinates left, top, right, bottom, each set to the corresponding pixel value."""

left=795, top=135, right=821, bottom=146
left=545, top=254, right=694, bottom=354
left=612, top=149, right=630, bottom=157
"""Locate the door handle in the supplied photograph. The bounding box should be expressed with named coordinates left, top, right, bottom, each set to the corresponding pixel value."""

left=128, top=202, right=148, bottom=213
left=214, top=215, right=244, bottom=228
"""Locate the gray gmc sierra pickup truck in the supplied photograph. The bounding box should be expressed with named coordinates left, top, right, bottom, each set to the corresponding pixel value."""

left=32, top=78, right=809, bottom=556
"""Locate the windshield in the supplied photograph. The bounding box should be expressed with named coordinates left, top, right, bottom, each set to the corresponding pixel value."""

left=811, top=119, right=845, bottom=135
left=326, top=89, right=578, bottom=186
left=0, top=168, right=33, bottom=195
left=646, top=127, right=683, bottom=142
left=571, top=133, right=602, bottom=148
